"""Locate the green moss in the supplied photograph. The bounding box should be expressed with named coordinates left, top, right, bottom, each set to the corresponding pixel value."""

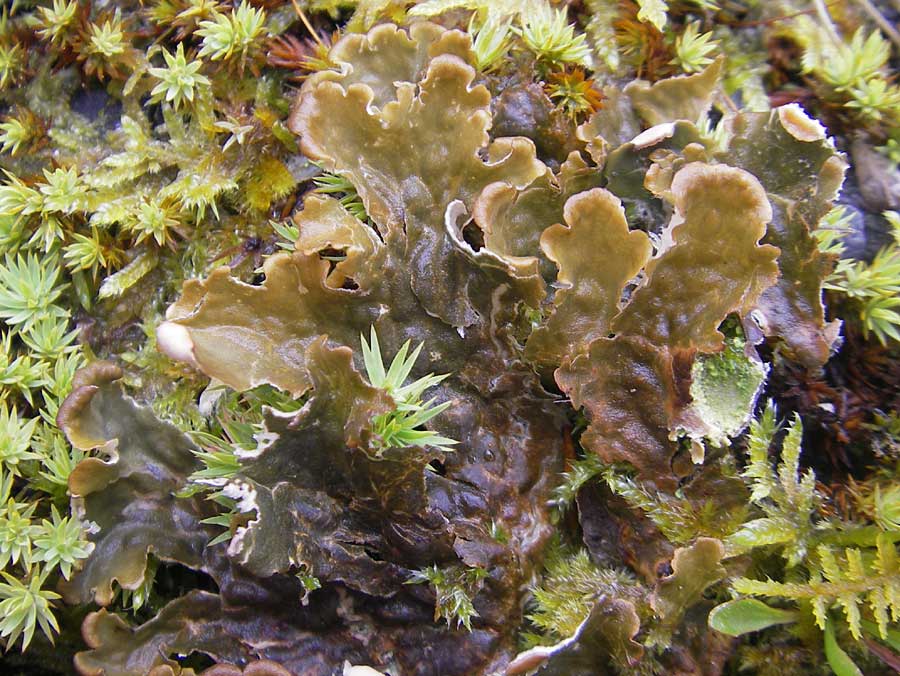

left=0, top=1, right=895, bottom=673
left=690, top=335, right=768, bottom=445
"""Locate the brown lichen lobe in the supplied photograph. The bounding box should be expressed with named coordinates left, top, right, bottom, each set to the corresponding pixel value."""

left=525, top=187, right=651, bottom=370
left=51, top=13, right=857, bottom=675
left=63, top=21, right=567, bottom=676
left=612, top=162, right=779, bottom=351
left=554, top=163, right=779, bottom=490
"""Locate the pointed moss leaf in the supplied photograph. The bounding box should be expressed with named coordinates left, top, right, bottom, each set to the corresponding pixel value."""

left=384, top=340, right=416, bottom=391
left=361, top=325, right=386, bottom=387
left=708, top=599, right=798, bottom=636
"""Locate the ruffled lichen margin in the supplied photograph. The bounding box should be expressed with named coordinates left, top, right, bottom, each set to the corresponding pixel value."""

left=52, top=20, right=854, bottom=676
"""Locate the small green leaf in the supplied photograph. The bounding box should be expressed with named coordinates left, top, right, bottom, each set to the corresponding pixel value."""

left=636, top=0, right=668, bottom=31
left=708, top=599, right=798, bottom=636
left=726, top=517, right=795, bottom=552
left=824, top=618, right=864, bottom=676
left=361, top=327, right=385, bottom=387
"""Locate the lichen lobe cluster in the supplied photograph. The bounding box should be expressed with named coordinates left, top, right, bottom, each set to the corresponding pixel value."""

left=54, top=19, right=851, bottom=676
left=64, top=21, right=570, bottom=676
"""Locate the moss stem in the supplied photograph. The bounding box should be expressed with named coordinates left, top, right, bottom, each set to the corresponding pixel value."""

left=812, top=0, right=842, bottom=46
left=290, top=0, right=327, bottom=50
